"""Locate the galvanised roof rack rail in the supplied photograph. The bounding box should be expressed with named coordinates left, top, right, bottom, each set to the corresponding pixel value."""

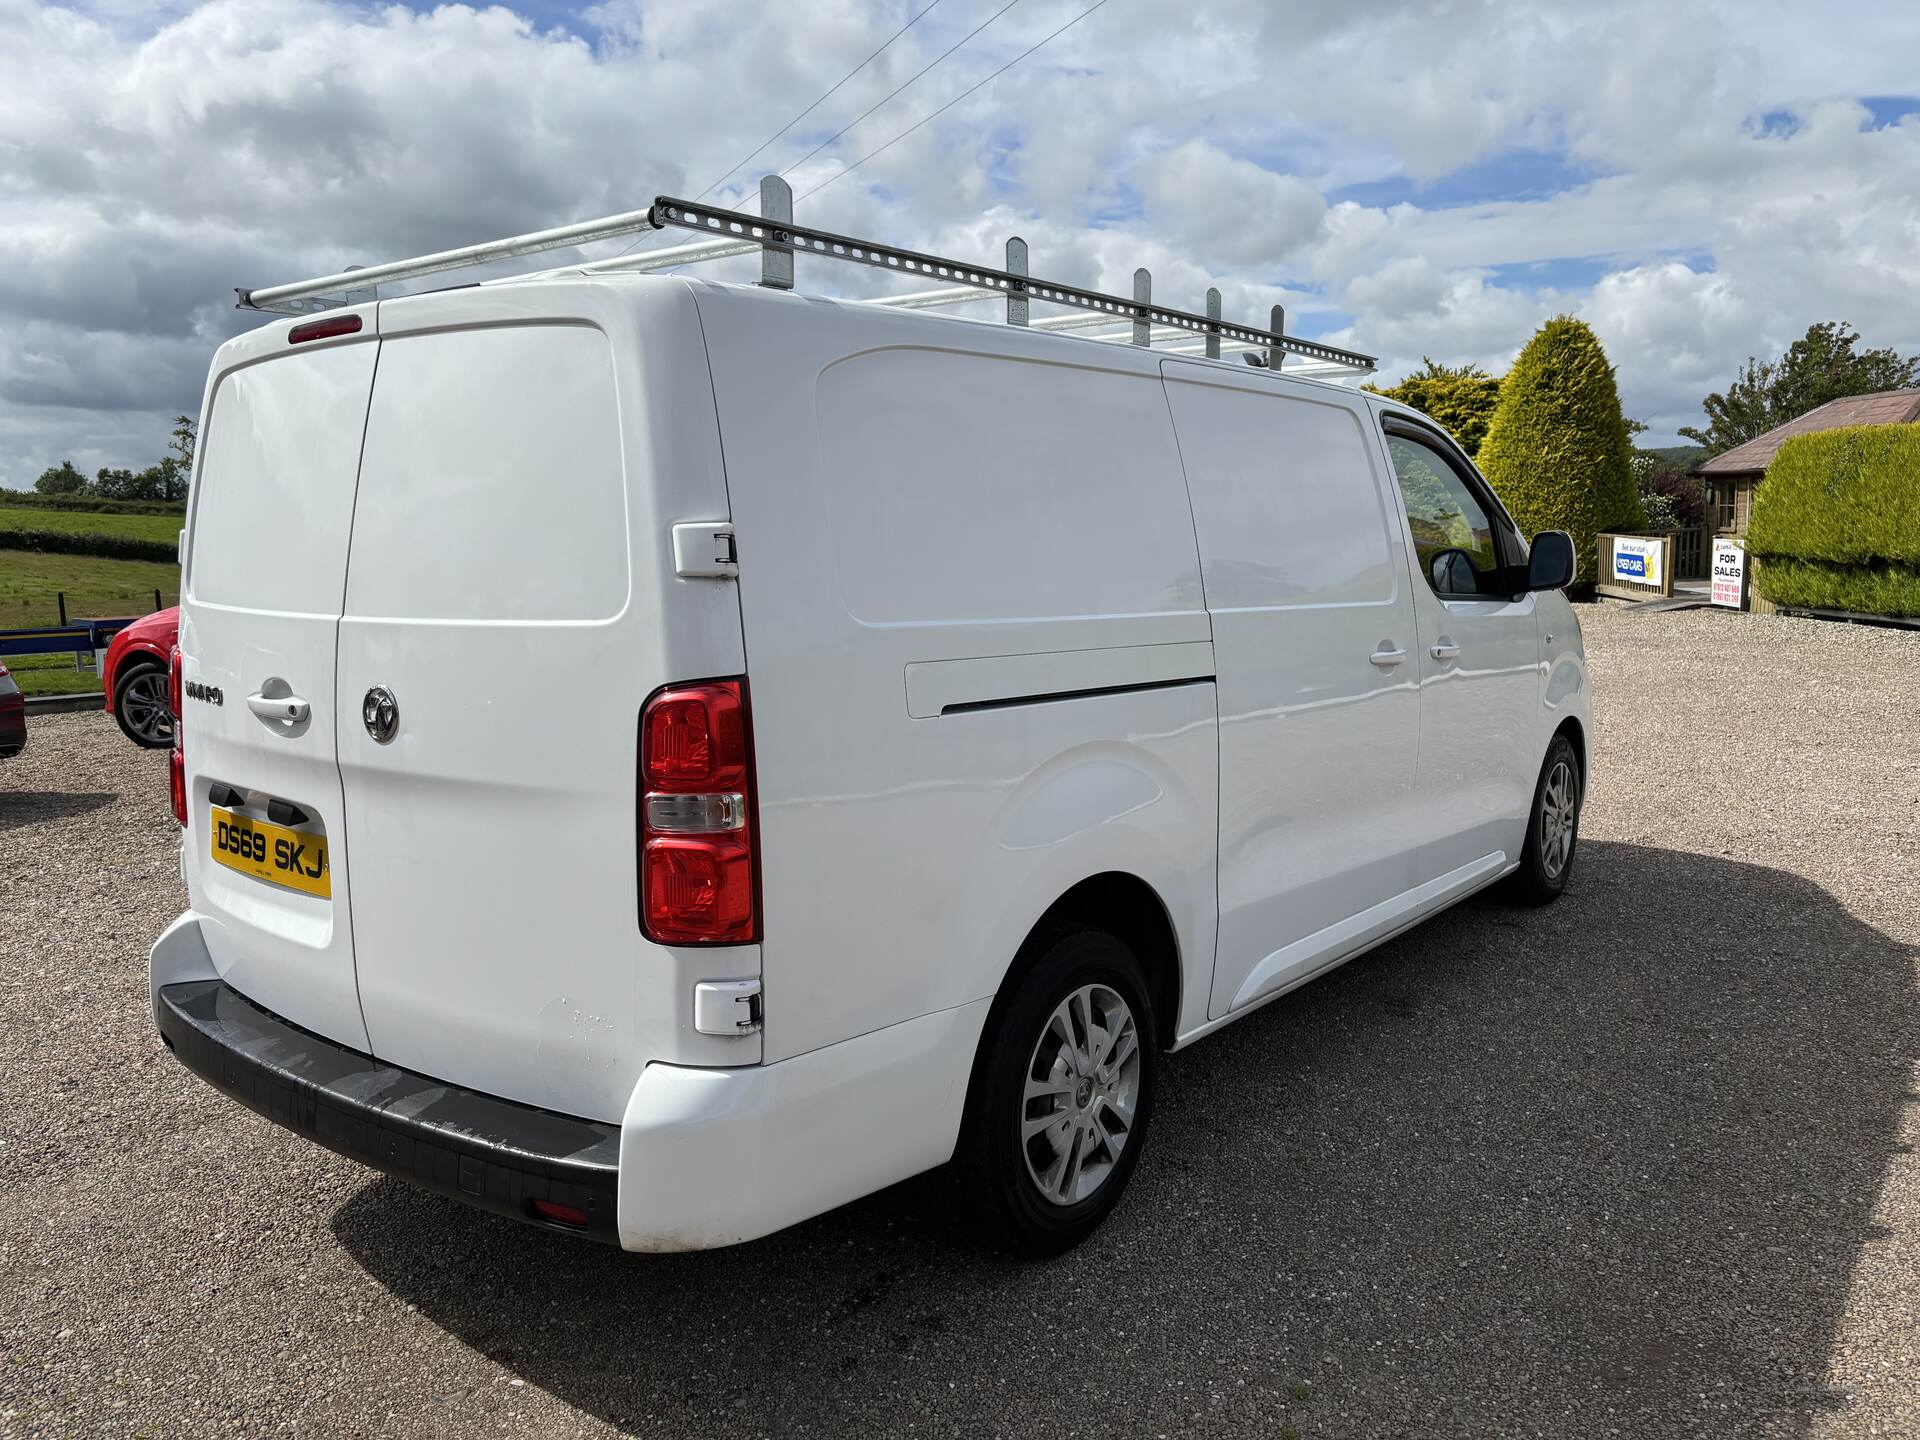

left=236, top=176, right=1375, bottom=376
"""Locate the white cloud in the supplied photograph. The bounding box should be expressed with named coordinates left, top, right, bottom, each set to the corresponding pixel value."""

left=2, top=0, right=1920, bottom=484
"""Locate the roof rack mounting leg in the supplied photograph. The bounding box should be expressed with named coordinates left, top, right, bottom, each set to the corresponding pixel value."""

left=760, top=175, right=794, bottom=291
left=1205, top=287, right=1222, bottom=360
left=1268, top=304, right=1286, bottom=370
left=1133, top=268, right=1151, bottom=347
left=1006, top=237, right=1029, bottom=327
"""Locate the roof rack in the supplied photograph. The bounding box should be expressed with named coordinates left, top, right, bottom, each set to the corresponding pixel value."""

left=236, top=176, right=1375, bottom=376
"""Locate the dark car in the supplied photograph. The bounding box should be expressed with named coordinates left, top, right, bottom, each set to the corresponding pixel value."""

left=101, top=606, right=178, bottom=749
left=0, top=662, right=24, bottom=758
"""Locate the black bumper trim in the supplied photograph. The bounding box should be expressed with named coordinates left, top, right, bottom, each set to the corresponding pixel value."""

left=157, top=980, right=621, bottom=1243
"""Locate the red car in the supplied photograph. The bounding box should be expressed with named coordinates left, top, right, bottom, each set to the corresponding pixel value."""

left=102, top=606, right=179, bottom=749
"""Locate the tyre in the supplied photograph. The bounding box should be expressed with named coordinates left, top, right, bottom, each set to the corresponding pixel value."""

left=1508, top=733, right=1581, bottom=905
left=113, top=661, right=174, bottom=749
left=958, top=926, right=1157, bottom=1256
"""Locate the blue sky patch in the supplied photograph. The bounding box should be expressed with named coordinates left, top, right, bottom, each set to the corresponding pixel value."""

left=1860, top=94, right=1920, bottom=128
left=1327, top=146, right=1608, bottom=211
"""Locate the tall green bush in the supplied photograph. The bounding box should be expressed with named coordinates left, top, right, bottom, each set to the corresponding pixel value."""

left=1477, top=316, right=1643, bottom=584
left=1747, top=422, right=1920, bottom=616
left=1367, top=359, right=1503, bottom=456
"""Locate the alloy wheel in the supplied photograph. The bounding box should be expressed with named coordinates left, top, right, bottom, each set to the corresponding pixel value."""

left=1540, top=758, right=1578, bottom=877
left=1020, top=983, right=1141, bottom=1206
left=121, top=670, right=174, bottom=746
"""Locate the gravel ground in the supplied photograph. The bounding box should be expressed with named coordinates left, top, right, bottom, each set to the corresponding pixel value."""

left=2, top=605, right=1916, bottom=1438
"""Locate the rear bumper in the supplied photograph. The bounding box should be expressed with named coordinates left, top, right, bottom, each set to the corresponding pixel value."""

left=150, top=911, right=993, bottom=1252
left=156, top=979, right=621, bottom=1242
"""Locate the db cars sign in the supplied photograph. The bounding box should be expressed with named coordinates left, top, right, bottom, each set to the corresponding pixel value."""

left=1611, top=535, right=1664, bottom=588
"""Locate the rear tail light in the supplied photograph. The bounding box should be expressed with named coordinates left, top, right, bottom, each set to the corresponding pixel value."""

left=168, top=646, right=186, bottom=826
left=639, top=680, right=757, bottom=944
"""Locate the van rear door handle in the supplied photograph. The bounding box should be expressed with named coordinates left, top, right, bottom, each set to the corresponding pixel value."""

left=1430, top=640, right=1461, bottom=662
left=1368, top=646, right=1406, bottom=668
left=247, top=691, right=310, bottom=724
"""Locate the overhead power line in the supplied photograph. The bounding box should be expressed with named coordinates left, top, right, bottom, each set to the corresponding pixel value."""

left=694, top=0, right=952, bottom=204
left=781, top=0, right=1026, bottom=182
left=798, top=0, right=1115, bottom=203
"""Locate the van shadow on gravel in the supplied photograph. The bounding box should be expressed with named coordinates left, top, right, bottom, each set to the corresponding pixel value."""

left=333, top=841, right=1919, bottom=1437
left=0, top=789, right=118, bottom=833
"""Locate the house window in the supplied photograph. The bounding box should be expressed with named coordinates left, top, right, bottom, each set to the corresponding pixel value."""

left=1715, top=483, right=1737, bottom=532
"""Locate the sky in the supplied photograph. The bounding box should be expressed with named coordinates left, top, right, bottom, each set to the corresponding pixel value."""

left=2, top=0, right=1919, bottom=485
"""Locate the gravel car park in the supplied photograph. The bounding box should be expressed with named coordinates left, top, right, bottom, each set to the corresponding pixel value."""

left=2, top=604, right=1916, bottom=1438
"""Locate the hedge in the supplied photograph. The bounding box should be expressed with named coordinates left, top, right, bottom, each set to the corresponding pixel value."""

left=0, top=528, right=179, bottom=563
left=1751, top=556, right=1920, bottom=616
left=1477, top=315, right=1643, bottom=586
left=0, top=490, right=186, bottom=516
left=1748, top=422, right=1920, bottom=567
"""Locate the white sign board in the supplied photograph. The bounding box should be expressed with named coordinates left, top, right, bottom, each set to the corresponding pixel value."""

left=1711, top=538, right=1746, bottom=608
left=1611, top=535, right=1664, bottom=589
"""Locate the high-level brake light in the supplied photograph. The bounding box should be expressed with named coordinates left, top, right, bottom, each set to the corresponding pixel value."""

left=639, top=680, right=756, bottom=945
left=287, top=314, right=362, bottom=344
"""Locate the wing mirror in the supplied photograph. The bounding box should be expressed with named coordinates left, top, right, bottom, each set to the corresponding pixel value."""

left=1525, top=531, right=1575, bottom=592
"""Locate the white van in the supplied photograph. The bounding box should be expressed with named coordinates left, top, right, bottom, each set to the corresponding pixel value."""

left=151, top=223, right=1588, bottom=1256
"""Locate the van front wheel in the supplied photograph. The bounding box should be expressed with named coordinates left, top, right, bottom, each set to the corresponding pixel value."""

left=958, top=927, right=1157, bottom=1255
left=1509, top=733, right=1582, bottom=905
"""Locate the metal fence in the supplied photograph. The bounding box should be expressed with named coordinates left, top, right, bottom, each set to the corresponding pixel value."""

left=0, top=588, right=174, bottom=629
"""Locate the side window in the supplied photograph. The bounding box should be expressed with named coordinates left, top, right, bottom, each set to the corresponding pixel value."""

left=1385, top=433, right=1508, bottom=599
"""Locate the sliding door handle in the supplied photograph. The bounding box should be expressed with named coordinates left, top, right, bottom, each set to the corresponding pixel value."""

left=1369, top=646, right=1407, bottom=668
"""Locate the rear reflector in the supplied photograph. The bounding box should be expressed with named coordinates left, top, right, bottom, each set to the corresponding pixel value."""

left=530, top=1199, right=590, bottom=1228
left=168, top=645, right=186, bottom=825
left=640, top=680, right=757, bottom=945
left=169, top=749, right=187, bottom=826
left=288, top=314, right=363, bottom=345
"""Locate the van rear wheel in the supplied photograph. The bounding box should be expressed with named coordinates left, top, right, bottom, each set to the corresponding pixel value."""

left=958, top=926, right=1156, bottom=1256
left=1509, top=733, right=1581, bottom=905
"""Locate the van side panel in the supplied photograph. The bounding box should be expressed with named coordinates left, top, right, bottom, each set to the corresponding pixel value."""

left=1160, top=361, right=1423, bottom=1017
left=695, top=288, right=1220, bottom=1066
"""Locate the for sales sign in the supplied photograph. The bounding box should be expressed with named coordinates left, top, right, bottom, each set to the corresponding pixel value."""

left=1711, top=538, right=1746, bottom=608
left=1611, top=535, right=1664, bottom=588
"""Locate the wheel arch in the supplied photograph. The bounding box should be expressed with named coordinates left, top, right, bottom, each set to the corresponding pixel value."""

left=1552, top=714, right=1587, bottom=779
left=992, top=871, right=1183, bottom=1053
left=106, top=641, right=167, bottom=698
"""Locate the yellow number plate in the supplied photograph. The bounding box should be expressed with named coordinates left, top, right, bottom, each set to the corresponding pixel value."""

left=209, top=806, right=331, bottom=899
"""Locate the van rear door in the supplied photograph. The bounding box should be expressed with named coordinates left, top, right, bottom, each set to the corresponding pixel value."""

left=178, top=308, right=378, bottom=1052
left=333, top=284, right=747, bottom=1125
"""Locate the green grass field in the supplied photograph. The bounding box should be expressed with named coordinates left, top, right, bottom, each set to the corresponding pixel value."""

left=0, top=504, right=182, bottom=545
left=1, top=547, right=179, bottom=697
left=6, top=651, right=110, bottom=699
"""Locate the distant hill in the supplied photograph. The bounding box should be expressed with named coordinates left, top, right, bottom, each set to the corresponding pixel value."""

left=1637, top=444, right=1708, bottom=471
